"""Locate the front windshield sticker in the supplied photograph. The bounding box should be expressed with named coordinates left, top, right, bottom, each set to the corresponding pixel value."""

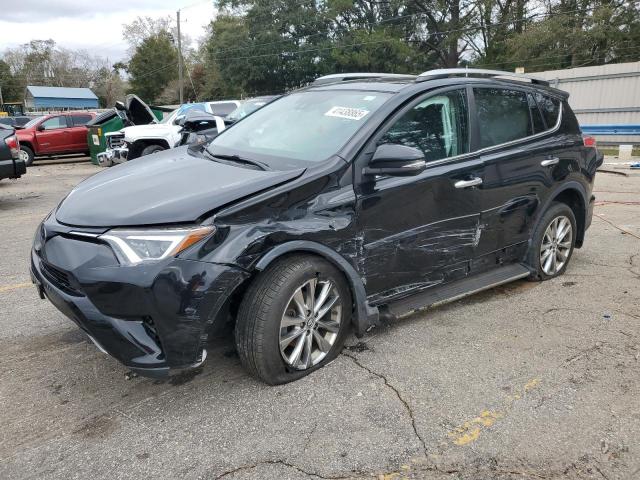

left=324, top=106, right=369, bottom=121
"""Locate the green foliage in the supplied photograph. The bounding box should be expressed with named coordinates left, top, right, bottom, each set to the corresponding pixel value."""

left=127, top=32, right=178, bottom=103
left=0, top=60, right=22, bottom=102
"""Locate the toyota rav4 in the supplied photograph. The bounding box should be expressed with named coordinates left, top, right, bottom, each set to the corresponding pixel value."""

left=31, top=69, right=601, bottom=384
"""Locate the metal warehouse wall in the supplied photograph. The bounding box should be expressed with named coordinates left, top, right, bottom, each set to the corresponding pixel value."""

left=536, top=62, right=640, bottom=145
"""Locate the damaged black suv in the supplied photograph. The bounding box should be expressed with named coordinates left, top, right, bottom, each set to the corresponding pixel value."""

left=31, top=69, right=601, bottom=384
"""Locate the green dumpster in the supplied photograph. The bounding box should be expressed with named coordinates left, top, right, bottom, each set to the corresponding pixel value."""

left=87, top=110, right=123, bottom=165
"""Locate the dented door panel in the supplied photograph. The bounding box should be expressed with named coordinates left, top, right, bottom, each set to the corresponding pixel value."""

left=356, top=158, right=485, bottom=303
left=476, top=133, right=583, bottom=260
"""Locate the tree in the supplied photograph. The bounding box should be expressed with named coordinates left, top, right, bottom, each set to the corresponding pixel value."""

left=127, top=32, right=178, bottom=103
left=0, top=60, right=22, bottom=102
left=93, top=67, right=127, bottom=107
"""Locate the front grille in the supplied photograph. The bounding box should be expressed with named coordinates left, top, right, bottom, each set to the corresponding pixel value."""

left=41, top=261, right=82, bottom=296
left=106, top=134, right=125, bottom=149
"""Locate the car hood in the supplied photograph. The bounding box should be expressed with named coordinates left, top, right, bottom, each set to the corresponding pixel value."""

left=55, top=147, right=305, bottom=227
left=126, top=94, right=157, bottom=125
left=122, top=124, right=180, bottom=141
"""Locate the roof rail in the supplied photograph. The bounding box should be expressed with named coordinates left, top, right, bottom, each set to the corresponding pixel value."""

left=313, top=73, right=417, bottom=85
left=417, top=68, right=550, bottom=86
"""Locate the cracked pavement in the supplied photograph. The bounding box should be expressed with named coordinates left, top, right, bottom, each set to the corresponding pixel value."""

left=1, top=158, right=639, bottom=479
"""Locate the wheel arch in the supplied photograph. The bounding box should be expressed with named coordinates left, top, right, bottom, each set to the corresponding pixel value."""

left=538, top=182, right=588, bottom=248
left=253, top=241, right=378, bottom=337
left=19, top=140, right=34, bottom=152
left=130, top=139, right=170, bottom=158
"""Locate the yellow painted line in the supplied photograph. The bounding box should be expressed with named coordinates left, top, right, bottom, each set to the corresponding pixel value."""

left=448, top=378, right=541, bottom=446
left=0, top=282, right=32, bottom=293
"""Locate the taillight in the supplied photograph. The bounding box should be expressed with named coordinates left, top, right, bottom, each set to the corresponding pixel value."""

left=583, top=135, right=597, bottom=148
left=5, top=135, right=20, bottom=159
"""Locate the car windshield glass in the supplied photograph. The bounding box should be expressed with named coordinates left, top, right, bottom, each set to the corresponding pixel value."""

left=161, top=104, right=207, bottom=124
left=208, top=90, right=391, bottom=163
left=23, top=117, right=42, bottom=129
left=226, top=100, right=268, bottom=122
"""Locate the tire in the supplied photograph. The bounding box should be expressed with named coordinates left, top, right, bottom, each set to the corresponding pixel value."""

left=140, top=144, right=165, bottom=157
left=19, top=145, right=34, bottom=167
left=235, top=255, right=352, bottom=385
left=527, top=202, right=577, bottom=281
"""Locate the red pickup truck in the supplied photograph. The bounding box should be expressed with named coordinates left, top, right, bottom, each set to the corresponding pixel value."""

left=16, top=112, right=96, bottom=166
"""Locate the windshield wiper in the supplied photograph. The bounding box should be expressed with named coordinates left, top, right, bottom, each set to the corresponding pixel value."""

left=204, top=151, right=268, bottom=171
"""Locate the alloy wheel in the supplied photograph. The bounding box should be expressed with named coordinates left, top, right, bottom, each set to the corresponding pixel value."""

left=279, top=277, right=342, bottom=370
left=18, top=149, right=29, bottom=163
left=540, top=215, right=572, bottom=276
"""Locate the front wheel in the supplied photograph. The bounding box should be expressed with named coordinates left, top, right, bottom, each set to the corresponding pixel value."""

left=235, top=255, right=351, bottom=385
left=19, top=145, right=34, bottom=166
left=527, top=202, right=577, bottom=280
left=140, top=144, right=165, bottom=157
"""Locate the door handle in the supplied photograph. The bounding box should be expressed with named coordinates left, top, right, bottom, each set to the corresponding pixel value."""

left=454, top=177, right=483, bottom=189
left=541, top=157, right=559, bottom=167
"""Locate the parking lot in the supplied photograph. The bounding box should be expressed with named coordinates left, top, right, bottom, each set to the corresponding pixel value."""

left=1, top=158, right=638, bottom=479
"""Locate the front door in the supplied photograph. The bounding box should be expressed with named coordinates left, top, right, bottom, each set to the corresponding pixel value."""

left=355, top=87, right=486, bottom=304
left=35, top=115, right=71, bottom=154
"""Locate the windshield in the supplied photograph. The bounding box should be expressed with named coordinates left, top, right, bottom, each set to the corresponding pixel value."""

left=208, top=90, right=391, bottom=163
left=160, top=104, right=208, bottom=124
left=227, top=98, right=271, bottom=122
left=23, top=117, right=43, bottom=129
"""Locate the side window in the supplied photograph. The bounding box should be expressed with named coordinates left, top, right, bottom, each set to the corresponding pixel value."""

left=527, top=93, right=546, bottom=134
left=71, top=114, right=92, bottom=126
left=534, top=93, right=561, bottom=129
left=40, top=116, right=68, bottom=130
left=474, top=88, right=532, bottom=149
left=378, top=89, right=469, bottom=162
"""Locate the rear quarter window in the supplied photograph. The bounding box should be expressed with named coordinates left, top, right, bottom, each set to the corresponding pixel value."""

left=534, top=93, right=561, bottom=129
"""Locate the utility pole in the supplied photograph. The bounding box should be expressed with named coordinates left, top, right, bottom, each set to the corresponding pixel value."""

left=0, top=86, right=4, bottom=110
left=177, top=9, right=184, bottom=104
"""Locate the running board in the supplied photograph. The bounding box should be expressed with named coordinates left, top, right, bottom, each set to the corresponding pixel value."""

left=384, top=264, right=531, bottom=320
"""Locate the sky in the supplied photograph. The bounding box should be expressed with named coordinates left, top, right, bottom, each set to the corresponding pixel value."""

left=0, top=0, right=217, bottom=62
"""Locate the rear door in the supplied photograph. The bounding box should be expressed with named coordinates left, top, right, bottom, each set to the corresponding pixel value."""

left=471, top=86, right=572, bottom=268
left=35, top=115, right=71, bottom=154
left=355, top=86, right=486, bottom=304
left=67, top=114, right=93, bottom=151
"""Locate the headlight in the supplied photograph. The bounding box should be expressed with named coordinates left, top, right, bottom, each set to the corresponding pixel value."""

left=99, top=226, right=214, bottom=265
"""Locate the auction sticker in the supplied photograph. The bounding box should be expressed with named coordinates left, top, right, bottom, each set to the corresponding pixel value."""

left=92, top=134, right=100, bottom=146
left=324, top=106, right=369, bottom=120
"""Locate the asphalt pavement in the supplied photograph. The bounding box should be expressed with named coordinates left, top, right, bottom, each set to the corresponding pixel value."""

left=1, top=157, right=638, bottom=479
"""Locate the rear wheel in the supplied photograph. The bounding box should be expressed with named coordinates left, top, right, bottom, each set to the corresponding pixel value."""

left=140, top=144, right=165, bottom=157
left=527, top=202, right=576, bottom=280
left=235, top=255, right=351, bottom=385
left=19, top=145, right=34, bottom=166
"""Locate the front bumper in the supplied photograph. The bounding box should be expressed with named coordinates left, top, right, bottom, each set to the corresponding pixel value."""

left=97, top=147, right=128, bottom=167
left=30, top=227, right=249, bottom=378
left=0, top=158, right=26, bottom=179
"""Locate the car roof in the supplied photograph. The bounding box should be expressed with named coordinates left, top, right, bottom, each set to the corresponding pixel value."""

left=308, top=69, right=568, bottom=98
left=305, top=80, right=411, bottom=93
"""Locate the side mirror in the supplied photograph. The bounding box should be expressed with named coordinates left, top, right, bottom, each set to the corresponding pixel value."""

left=174, top=115, right=185, bottom=126
left=115, top=101, right=126, bottom=111
left=37, top=124, right=45, bottom=131
left=363, top=144, right=427, bottom=177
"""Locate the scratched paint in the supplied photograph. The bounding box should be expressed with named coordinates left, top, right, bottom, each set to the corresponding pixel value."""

left=448, top=379, right=541, bottom=446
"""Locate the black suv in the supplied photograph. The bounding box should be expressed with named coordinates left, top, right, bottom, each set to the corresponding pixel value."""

left=31, top=69, right=601, bottom=384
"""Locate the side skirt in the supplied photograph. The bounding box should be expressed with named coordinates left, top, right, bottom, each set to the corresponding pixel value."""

left=380, top=263, right=531, bottom=321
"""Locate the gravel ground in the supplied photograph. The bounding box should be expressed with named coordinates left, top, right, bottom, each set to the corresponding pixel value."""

left=0, top=157, right=638, bottom=479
